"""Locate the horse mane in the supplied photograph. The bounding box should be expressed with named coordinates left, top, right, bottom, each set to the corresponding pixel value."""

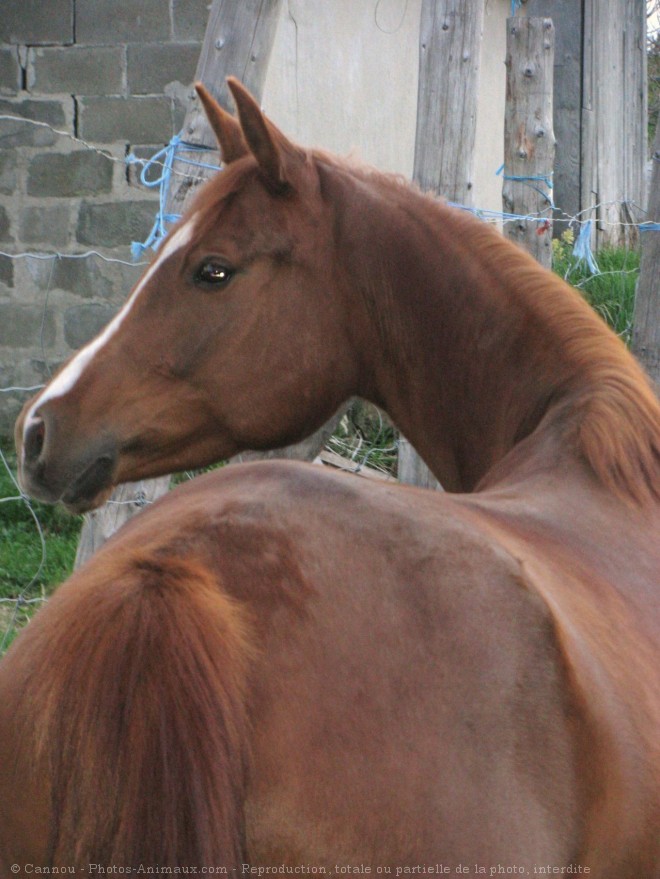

left=311, top=150, right=660, bottom=505
left=469, top=224, right=660, bottom=507
left=16, top=551, right=252, bottom=868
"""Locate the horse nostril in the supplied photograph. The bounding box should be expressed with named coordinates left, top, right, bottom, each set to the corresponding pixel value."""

left=24, top=417, right=46, bottom=463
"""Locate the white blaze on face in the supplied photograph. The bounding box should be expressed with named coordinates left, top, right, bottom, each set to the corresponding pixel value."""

left=22, top=217, right=198, bottom=444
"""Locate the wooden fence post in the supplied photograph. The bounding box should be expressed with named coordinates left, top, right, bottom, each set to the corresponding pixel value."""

left=632, top=123, right=660, bottom=389
left=526, top=0, right=582, bottom=231
left=76, top=0, right=286, bottom=566
left=398, top=0, right=485, bottom=490
left=581, top=0, right=647, bottom=249
left=502, top=16, right=555, bottom=269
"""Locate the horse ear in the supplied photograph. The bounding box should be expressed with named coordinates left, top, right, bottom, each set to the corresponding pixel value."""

left=227, top=76, right=301, bottom=191
left=194, top=82, right=248, bottom=165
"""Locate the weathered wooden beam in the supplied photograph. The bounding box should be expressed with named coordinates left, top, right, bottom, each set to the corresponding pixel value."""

left=632, top=123, right=660, bottom=389
left=74, top=478, right=173, bottom=567
left=398, top=0, right=485, bottom=490
left=76, top=0, right=285, bottom=567
left=581, top=0, right=647, bottom=249
left=502, top=16, right=555, bottom=268
left=413, top=0, right=485, bottom=202
left=527, top=0, right=582, bottom=231
left=165, top=0, right=285, bottom=210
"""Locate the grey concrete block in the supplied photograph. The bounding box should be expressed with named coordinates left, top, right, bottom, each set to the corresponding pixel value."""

left=0, top=97, right=69, bottom=148
left=27, top=46, right=125, bottom=96
left=0, top=256, right=13, bottom=288
left=126, top=143, right=164, bottom=186
left=0, top=47, right=21, bottom=96
left=94, top=258, right=144, bottom=299
left=19, top=206, right=71, bottom=247
left=27, top=151, right=114, bottom=197
left=0, top=0, right=74, bottom=45
left=48, top=255, right=140, bottom=300
left=127, top=42, right=199, bottom=94
left=64, top=303, right=118, bottom=349
left=0, top=205, right=14, bottom=243
left=172, top=0, right=210, bottom=41
left=0, top=153, right=17, bottom=195
left=49, top=258, right=105, bottom=299
left=78, top=95, right=173, bottom=144
left=76, top=0, right=169, bottom=43
left=76, top=200, right=158, bottom=248
left=0, top=303, right=56, bottom=348
left=17, top=254, right=138, bottom=307
left=0, top=397, right=18, bottom=436
left=20, top=255, right=61, bottom=294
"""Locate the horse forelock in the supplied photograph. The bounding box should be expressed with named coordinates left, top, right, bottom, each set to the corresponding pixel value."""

left=17, top=550, right=252, bottom=867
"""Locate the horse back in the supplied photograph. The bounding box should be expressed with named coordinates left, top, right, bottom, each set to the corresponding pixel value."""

left=0, top=461, right=656, bottom=874
left=182, top=465, right=588, bottom=867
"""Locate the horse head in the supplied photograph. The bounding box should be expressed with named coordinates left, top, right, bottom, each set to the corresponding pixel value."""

left=16, top=80, right=363, bottom=512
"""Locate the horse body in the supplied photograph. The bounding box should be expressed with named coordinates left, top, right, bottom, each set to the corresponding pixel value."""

left=5, top=80, right=660, bottom=872
left=2, top=460, right=649, bottom=874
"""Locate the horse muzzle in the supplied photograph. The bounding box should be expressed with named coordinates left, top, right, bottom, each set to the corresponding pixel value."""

left=16, top=407, right=119, bottom=513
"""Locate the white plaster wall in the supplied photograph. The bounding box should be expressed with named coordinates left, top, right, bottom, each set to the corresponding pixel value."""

left=262, top=0, right=421, bottom=176
left=262, top=0, right=508, bottom=213
left=474, top=0, right=508, bottom=212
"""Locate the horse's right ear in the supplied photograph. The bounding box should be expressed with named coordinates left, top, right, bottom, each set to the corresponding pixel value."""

left=195, top=82, right=248, bottom=165
left=227, top=76, right=303, bottom=192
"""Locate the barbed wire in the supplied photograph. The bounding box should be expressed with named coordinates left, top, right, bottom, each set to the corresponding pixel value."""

left=0, top=247, right=147, bottom=266
left=0, top=113, right=219, bottom=183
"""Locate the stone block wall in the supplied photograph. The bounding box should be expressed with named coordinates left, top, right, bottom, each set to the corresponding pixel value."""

left=0, top=0, right=209, bottom=435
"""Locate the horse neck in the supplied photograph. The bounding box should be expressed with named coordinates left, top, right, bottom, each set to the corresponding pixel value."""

left=327, top=160, right=660, bottom=502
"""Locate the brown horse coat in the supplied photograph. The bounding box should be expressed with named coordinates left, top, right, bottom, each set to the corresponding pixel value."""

left=1, top=459, right=655, bottom=875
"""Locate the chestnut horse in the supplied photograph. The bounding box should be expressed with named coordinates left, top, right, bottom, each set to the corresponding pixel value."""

left=7, top=79, right=660, bottom=874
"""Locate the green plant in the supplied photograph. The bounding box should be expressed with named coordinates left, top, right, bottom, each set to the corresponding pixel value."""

left=328, top=401, right=399, bottom=478
left=0, top=442, right=81, bottom=647
left=552, top=233, right=639, bottom=344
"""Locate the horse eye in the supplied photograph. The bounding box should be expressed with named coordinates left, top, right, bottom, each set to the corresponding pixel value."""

left=195, top=262, right=234, bottom=286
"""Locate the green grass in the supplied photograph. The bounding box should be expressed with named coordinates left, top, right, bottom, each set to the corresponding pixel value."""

left=0, top=441, right=81, bottom=648
left=0, top=443, right=81, bottom=599
left=552, top=238, right=639, bottom=344
left=328, top=400, right=399, bottom=477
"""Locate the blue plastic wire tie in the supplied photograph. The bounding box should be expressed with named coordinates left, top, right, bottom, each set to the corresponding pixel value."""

left=496, top=164, right=555, bottom=208
left=127, top=135, right=220, bottom=260
left=572, top=219, right=600, bottom=274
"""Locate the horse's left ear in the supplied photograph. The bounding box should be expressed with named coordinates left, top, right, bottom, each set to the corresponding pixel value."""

left=195, top=82, right=248, bottom=165
left=227, top=76, right=303, bottom=191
